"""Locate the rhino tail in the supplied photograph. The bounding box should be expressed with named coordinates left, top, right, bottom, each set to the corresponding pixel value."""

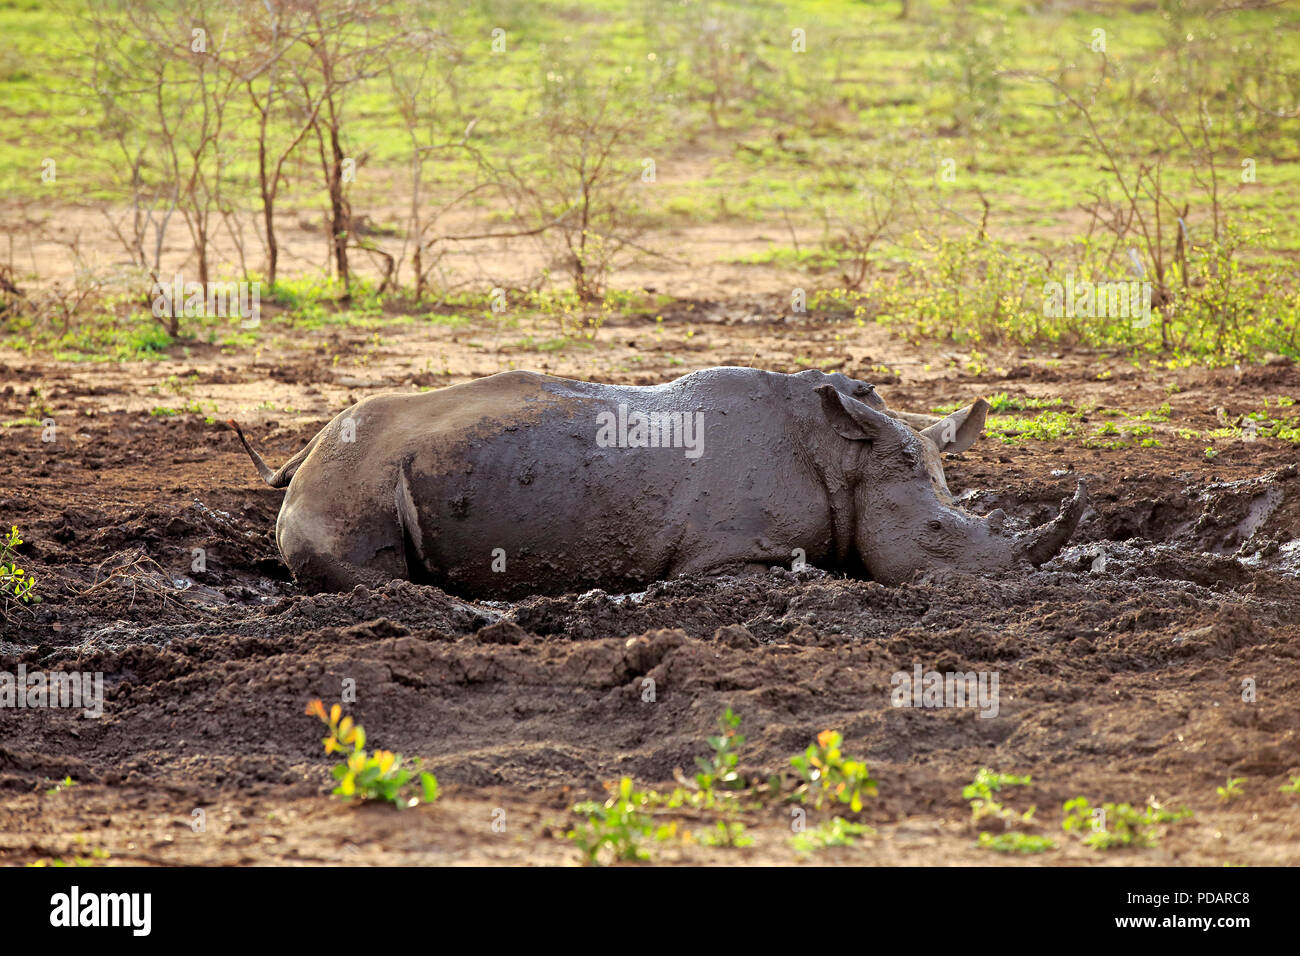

left=226, top=420, right=317, bottom=489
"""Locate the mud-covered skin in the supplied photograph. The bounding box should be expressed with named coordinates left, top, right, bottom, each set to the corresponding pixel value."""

left=252, top=367, right=1084, bottom=596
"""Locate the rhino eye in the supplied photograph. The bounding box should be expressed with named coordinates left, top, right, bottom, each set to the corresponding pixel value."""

left=927, top=519, right=943, bottom=532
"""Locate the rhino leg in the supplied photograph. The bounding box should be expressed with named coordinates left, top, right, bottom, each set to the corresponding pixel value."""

left=669, top=537, right=812, bottom=579
left=276, top=499, right=410, bottom=592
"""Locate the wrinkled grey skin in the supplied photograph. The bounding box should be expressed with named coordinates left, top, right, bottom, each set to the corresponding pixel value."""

left=231, top=367, right=1086, bottom=597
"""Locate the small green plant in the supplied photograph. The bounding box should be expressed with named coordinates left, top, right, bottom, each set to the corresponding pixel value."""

left=27, top=848, right=110, bottom=867
left=568, top=777, right=658, bottom=865
left=790, top=730, right=877, bottom=812
left=791, top=816, right=873, bottom=853
left=150, top=373, right=199, bottom=396
left=694, top=707, right=746, bottom=798
left=977, top=831, right=1056, bottom=854
left=44, top=776, right=76, bottom=795
left=1279, top=776, right=1300, bottom=795
left=0, top=525, right=38, bottom=610
left=149, top=399, right=216, bottom=418
left=986, top=410, right=1078, bottom=444
left=1217, top=777, right=1246, bottom=803
left=695, top=820, right=754, bottom=848
left=1135, top=402, right=1172, bottom=422
left=305, top=700, right=438, bottom=808
left=983, top=392, right=1064, bottom=413
left=962, top=768, right=1035, bottom=826
left=1062, top=797, right=1192, bottom=850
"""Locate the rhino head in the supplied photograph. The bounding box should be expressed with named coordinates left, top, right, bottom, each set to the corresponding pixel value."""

left=815, top=385, right=1087, bottom=584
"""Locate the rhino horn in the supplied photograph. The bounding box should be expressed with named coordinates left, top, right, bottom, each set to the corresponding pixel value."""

left=1014, top=481, right=1088, bottom=566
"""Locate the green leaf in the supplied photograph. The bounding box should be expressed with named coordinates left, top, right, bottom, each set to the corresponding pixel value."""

left=420, top=773, right=439, bottom=802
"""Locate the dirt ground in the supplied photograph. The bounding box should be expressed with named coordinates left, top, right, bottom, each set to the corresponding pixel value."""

left=2, top=299, right=1299, bottom=866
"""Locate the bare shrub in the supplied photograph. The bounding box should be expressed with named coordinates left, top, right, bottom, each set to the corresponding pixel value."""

left=477, top=63, right=665, bottom=301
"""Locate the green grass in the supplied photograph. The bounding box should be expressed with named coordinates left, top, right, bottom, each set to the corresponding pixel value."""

left=791, top=817, right=874, bottom=853
left=986, top=410, right=1078, bottom=444
left=977, top=831, right=1055, bottom=854
left=1062, top=797, right=1192, bottom=851
left=2, top=0, right=1299, bottom=363
left=5, top=0, right=1296, bottom=221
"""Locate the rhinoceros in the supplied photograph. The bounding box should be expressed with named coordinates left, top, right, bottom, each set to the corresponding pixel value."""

left=230, top=367, right=1086, bottom=597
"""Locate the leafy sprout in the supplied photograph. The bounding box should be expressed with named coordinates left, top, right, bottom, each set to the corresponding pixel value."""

left=0, top=525, right=38, bottom=610
left=305, top=699, right=438, bottom=808
left=790, top=730, right=877, bottom=812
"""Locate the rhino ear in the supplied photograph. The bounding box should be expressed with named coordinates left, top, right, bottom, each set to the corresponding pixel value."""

left=920, top=398, right=989, bottom=454
left=815, top=384, right=896, bottom=442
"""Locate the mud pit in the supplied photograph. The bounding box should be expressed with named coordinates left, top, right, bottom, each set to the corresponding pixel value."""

left=2, top=315, right=1299, bottom=866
